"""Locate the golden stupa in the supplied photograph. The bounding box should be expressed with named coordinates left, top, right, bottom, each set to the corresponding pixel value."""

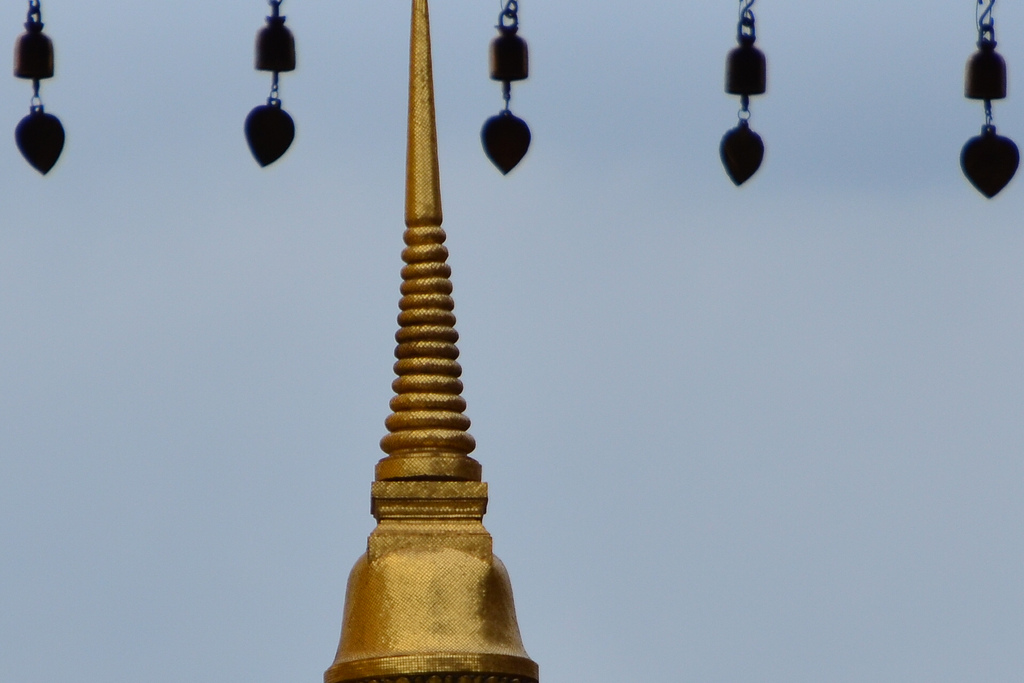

left=324, top=4, right=538, bottom=683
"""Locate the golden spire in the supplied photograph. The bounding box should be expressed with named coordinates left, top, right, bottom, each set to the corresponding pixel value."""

left=377, top=0, right=480, bottom=483
left=324, top=3, right=538, bottom=683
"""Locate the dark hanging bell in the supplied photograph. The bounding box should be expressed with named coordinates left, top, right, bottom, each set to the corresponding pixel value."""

left=256, top=16, right=296, bottom=73
left=726, top=37, right=766, bottom=96
left=965, top=41, right=1006, bottom=100
left=490, top=26, right=528, bottom=82
left=14, top=21, right=54, bottom=80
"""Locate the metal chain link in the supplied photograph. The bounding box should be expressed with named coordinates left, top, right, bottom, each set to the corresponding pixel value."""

left=977, top=0, right=996, bottom=44
left=738, top=95, right=751, bottom=122
left=499, top=0, right=519, bottom=30
left=269, top=71, right=281, bottom=105
left=27, top=0, right=42, bottom=25
left=738, top=0, right=756, bottom=41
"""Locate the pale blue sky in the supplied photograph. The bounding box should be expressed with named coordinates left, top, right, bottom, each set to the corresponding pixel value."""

left=1, top=2, right=1022, bottom=682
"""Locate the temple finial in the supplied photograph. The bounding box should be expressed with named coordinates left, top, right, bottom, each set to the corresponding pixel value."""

left=377, top=0, right=480, bottom=482
left=324, top=4, right=537, bottom=683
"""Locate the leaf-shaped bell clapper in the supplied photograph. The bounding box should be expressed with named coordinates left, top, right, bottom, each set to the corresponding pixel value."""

left=16, top=106, right=64, bottom=175
left=965, top=40, right=1006, bottom=100
left=726, top=36, right=766, bottom=96
left=720, top=120, right=764, bottom=186
left=490, top=26, right=528, bottom=83
left=256, top=16, right=296, bottom=73
left=961, top=124, right=1018, bottom=198
left=14, top=21, right=54, bottom=80
left=246, top=99, right=295, bottom=167
left=482, top=110, right=531, bottom=175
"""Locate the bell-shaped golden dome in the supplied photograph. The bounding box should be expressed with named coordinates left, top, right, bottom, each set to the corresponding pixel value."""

left=326, top=483, right=537, bottom=683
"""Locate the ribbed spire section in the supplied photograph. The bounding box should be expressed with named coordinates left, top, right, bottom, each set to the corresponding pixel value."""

left=377, top=0, right=481, bottom=483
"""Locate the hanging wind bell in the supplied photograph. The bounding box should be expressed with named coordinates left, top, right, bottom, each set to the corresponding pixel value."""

left=961, top=0, right=1017, bottom=198
left=721, top=0, right=766, bottom=186
left=481, top=0, right=531, bottom=175
left=246, top=0, right=296, bottom=167
left=14, top=0, right=64, bottom=175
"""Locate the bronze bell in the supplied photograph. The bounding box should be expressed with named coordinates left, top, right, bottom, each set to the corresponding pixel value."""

left=726, top=37, right=766, bottom=96
left=490, top=27, right=528, bottom=82
left=965, top=41, right=1006, bottom=100
left=256, top=17, right=296, bottom=73
left=14, top=22, right=54, bottom=81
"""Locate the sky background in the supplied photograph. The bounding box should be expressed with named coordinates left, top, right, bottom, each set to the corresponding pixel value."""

left=1, top=1, right=1022, bottom=682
